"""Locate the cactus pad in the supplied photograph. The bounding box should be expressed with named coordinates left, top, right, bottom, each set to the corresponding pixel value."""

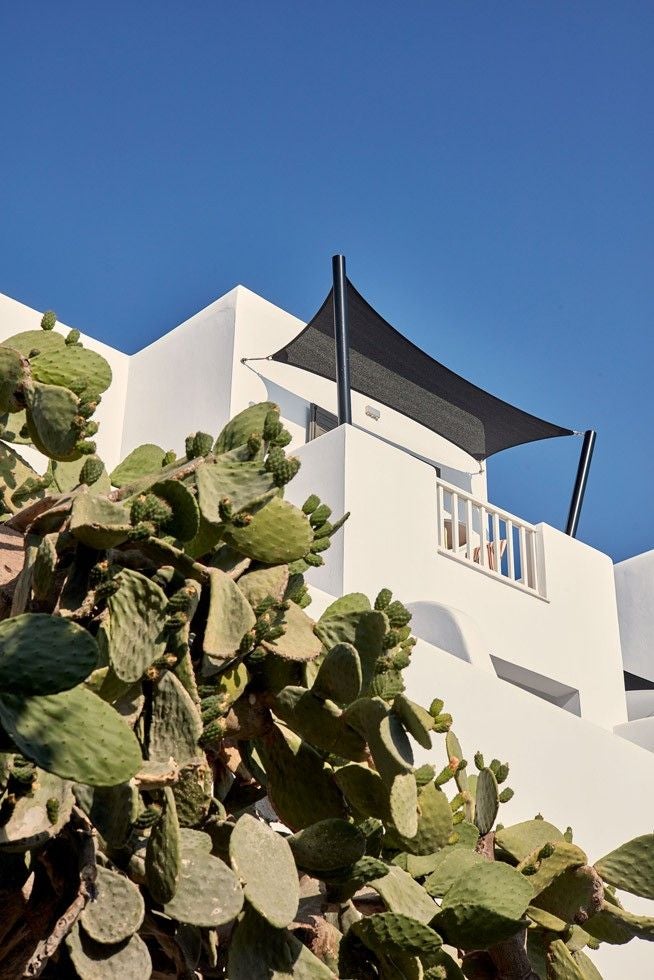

left=228, top=906, right=335, bottom=980
left=532, top=865, right=603, bottom=925
left=594, top=834, right=654, bottom=900
left=214, top=401, right=277, bottom=454
left=203, top=568, right=256, bottom=668
left=106, top=568, right=168, bottom=682
left=424, top=847, right=484, bottom=898
left=521, top=841, right=587, bottom=893
left=224, top=496, right=314, bottom=565
left=3, top=328, right=65, bottom=356
left=257, top=724, right=347, bottom=830
left=392, top=782, right=453, bottom=856
left=334, top=762, right=389, bottom=820
left=109, top=443, right=166, bottom=488
left=274, top=685, right=366, bottom=759
left=80, top=866, right=145, bottom=944
left=148, top=478, right=200, bottom=541
left=352, top=911, right=443, bottom=956
left=237, top=564, right=289, bottom=606
left=195, top=454, right=276, bottom=524
left=24, top=380, right=82, bottom=460
left=229, top=813, right=299, bottom=928
left=546, top=938, right=587, bottom=979
left=389, top=771, right=419, bottom=839
left=393, top=694, right=433, bottom=750
left=0, top=443, right=40, bottom=513
left=163, top=832, right=243, bottom=926
left=70, top=492, right=132, bottom=549
left=586, top=901, right=654, bottom=943
left=145, top=786, right=181, bottom=904
left=149, top=670, right=202, bottom=767
left=0, top=346, right=26, bottom=413
left=287, top=818, right=366, bottom=873
left=0, top=768, right=73, bottom=851
left=315, top=593, right=371, bottom=649
left=78, top=455, right=107, bottom=488
left=434, top=861, right=533, bottom=950
left=0, top=613, right=98, bottom=696
left=30, top=344, right=112, bottom=399
left=66, top=924, right=152, bottom=979
left=370, top=865, right=439, bottom=925
left=496, top=819, right=564, bottom=862
left=263, top=601, right=323, bottom=662
left=445, top=731, right=468, bottom=793
left=312, top=642, right=362, bottom=705
left=0, top=687, right=142, bottom=786
left=474, top=767, right=499, bottom=836
left=82, top=782, right=139, bottom=847
left=526, top=905, right=568, bottom=932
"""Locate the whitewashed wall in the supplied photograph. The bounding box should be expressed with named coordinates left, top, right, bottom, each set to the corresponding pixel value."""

left=290, top=425, right=627, bottom=730
left=121, top=290, right=237, bottom=460
left=615, top=549, right=654, bottom=683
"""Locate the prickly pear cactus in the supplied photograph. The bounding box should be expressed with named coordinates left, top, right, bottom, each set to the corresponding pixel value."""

left=0, top=318, right=651, bottom=979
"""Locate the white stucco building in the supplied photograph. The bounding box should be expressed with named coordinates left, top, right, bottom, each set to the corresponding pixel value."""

left=1, top=284, right=653, bottom=977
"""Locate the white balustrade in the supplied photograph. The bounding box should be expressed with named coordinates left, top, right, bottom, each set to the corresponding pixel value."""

left=435, top=477, right=546, bottom=598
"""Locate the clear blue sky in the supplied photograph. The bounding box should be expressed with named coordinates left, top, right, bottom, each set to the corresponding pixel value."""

left=1, top=2, right=652, bottom=561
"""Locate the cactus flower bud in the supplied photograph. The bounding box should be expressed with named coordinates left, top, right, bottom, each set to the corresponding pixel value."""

left=302, top=494, right=321, bottom=514
left=41, top=310, right=57, bottom=330
left=79, top=456, right=104, bottom=486
left=428, top=697, right=444, bottom=718
left=374, top=587, right=393, bottom=610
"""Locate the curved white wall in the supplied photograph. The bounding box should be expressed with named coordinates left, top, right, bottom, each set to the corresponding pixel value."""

left=406, top=600, right=495, bottom=673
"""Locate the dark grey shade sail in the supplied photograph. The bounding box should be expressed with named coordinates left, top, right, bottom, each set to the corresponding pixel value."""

left=270, top=279, right=574, bottom=461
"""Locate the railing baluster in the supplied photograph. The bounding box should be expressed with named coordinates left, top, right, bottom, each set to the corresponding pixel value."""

left=493, top=512, right=501, bottom=574
left=506, top=520, right=515, bottom=580
left=451, top=493, right=459, bottom=551
left=479, top=507, right=487, bottom=566
left=437, top=483, right=445, bottom=549
left=528, top=530, right=539, bottom=594
left=518, top=525, right=527, bottom=584
left=466, top=499, right=473, bottom=561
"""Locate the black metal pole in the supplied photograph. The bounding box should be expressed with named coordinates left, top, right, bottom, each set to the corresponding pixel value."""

left=332, top=254, right=352, bottom=425
left=565, top=429, right=596, bottom=537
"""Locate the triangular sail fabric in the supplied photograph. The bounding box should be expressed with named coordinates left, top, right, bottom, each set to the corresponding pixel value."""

left=270, top=279, right=573, bottom=461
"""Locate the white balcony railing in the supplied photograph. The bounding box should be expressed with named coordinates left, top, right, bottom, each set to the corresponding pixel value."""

left=436, top=478, right=546, bottom=599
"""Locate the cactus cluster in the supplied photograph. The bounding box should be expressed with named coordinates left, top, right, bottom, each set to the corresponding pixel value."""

left=0, top=317, right=652, bottom=979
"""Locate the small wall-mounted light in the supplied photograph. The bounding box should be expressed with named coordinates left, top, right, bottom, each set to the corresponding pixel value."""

left=365, top=405, right=381, bottom=421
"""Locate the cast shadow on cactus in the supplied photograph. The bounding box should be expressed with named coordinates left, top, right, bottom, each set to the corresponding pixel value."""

left=0, top=314, right=652, bottom=979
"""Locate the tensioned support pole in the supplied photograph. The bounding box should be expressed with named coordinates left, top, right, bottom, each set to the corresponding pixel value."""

left=565, top=429, right=596, bottom=537
left=332, top=254, right=352, bottom=425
